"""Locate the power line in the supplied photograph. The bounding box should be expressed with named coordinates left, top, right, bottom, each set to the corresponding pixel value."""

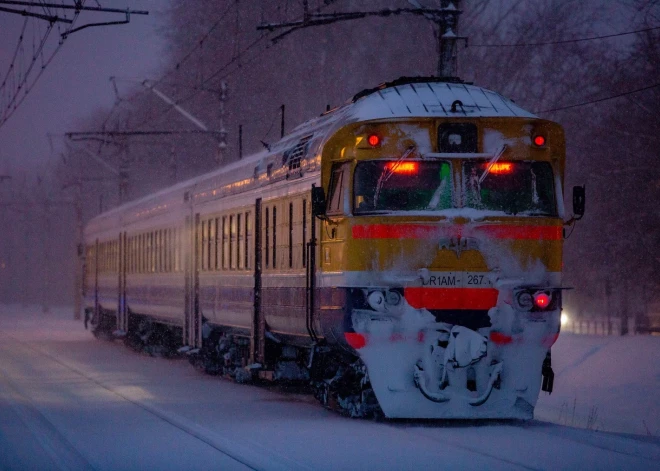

left=537, top=82, right=660, bottom=113
left=471, top=25, right=660, bottom=47
left=132, top=1, right=344, bottom=132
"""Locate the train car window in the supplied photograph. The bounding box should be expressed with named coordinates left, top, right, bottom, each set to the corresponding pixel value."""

left=237, top=213, right=244, bottom=269
left=157, top=231, right=162, bottom=273
left=222, top=217, right=229, bottom=270
left=272, top=206, right=277, bottom=269
left=289, top=202, right=294, bottom=268
left=201, top=221, right=208, bottom=271
left=150, top=232, right=155, bottom=273
left=327, top=163, right=350, bottom=215
left=463, top=161, right=557, bottom=216
left=163, top=229, right=171, bottom=273
left=209, top=219, right=215, bottom=271
left=302, top=199, right=307, bottom=268
left=245, top=212, right=251, bottom=270
left=265, top=208, right=270, bottom=268
left=140, top=234, right=144, bottom=274
left=230, top=215, right=236, bottom=270
left=173, top=229, right=179, bottom=272
left=354, top=160, right=452, bottom=213
left=213, top=218, right=222, bottom=270
left=166, top=229, right=171, bottom=272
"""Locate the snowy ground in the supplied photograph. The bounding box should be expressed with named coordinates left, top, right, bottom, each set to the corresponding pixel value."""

left=0, top=305, right=658, bottom=470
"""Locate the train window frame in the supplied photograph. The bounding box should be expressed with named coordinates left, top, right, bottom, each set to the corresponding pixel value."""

left=214, top=218, right=220, bottom=270
left=272, top=205, right=277, bottom=269
left=238, top=213, right=244, bottom=269
left=222, top=216, right=229, bottom=270
left=265, top=207, right=270, bottom=268
left=230, top=214, right=236, bottom=270
left=327, top=162, right=351, bottom=215
left=245, top=211, right=251, bottom=270
left=289, top=202, right=294, bottom=269
left=209, top=219, right=215, bottom=271
left=462, top=160, right=558, bottom=217
left=302, top=199, right=307, bottom=268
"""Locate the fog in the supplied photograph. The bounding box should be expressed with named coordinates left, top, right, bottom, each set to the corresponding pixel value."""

left=0, top=0, right=658, bottom=331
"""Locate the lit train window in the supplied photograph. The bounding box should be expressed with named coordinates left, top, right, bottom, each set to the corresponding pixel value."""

left=214, top=218, right=220, bottom=270
left=302, top=199, right=307, bottom=268
left=238, top=213, right=244, bottom=270
left=265, top=209, right=269, bottom=269
left=208, top=220, right=215, bottom=271
left=245, top=212, right=251, bottom=270
left=222, top=217, right=229, bottom=270
left=289, top=202, right=294, bottom=269
left=272, top=206, right=277, bottom=269
left=462, top=161, right=556, bottom=216
left=230, top=215, right=236, bottom=270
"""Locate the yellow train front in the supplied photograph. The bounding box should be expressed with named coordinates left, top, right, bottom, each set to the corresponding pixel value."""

left=314, top=87, right=566, bottom=418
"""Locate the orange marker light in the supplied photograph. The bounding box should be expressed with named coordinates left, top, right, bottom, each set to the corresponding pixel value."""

left=367, top=134, right=381, bottom=147
left=533, top=135, right=546, bottom=147
left=486, top=162, right=514, bottom=174
left=386, top=161, right=419, bottom=174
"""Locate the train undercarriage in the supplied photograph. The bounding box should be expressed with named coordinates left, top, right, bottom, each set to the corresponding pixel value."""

left=86, top=307, right=383, bottom=418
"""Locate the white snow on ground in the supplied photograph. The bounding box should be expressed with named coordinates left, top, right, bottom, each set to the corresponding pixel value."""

left=535, top=332, right=660, bottom=436
left=0, top=305, right=658, bottom=471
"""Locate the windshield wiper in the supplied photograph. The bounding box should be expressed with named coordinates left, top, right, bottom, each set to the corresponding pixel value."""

left=479, top=144, right=507, bottom=185
left=373, top=146, right=416, bottom=207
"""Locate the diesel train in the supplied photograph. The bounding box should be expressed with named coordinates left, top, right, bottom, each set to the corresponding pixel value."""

left=83, top=77, right=585, bottom=419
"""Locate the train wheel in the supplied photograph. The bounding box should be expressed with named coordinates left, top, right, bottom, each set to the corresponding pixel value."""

left=312, top=355, right=383, bottom=419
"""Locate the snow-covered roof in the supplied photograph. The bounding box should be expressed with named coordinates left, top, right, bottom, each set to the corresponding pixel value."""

left=349, top=81, right=536, bottom=120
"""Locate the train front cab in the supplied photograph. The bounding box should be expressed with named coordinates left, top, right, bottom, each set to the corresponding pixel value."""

left=316, top=117, right=567, bottom=419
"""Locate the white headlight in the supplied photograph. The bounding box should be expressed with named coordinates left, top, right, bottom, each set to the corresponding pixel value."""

left=367, top=291, right=386, bottom=311
left=561, top=313, right=569, bottom=326
left=385, top=290, right=402, bottom=306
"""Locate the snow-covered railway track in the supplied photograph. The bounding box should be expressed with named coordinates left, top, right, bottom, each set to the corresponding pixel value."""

left=390, top=420, right=660, bottom=470
left=0, top=332, right=312, bottom=471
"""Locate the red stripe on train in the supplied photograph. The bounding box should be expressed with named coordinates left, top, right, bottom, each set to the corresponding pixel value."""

left=404, top=287, right=499, bottom=310
left=352, top=224, right=561, bottom=240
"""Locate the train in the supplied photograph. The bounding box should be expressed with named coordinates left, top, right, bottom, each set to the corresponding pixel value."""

left=83, top=76, right=585, bottom=419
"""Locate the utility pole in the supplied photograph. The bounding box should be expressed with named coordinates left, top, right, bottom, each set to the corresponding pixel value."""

left=217, top=81, right=228, bottom=165
left=118, top=141, right=129, bottom=204
left=436, top=1, right=462, bottom=78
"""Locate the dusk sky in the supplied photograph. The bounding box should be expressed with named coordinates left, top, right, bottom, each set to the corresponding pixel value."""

left=0, top=0, right=168, bottom=176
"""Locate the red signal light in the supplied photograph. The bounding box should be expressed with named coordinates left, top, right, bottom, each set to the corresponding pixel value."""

left=533, top=135, right=546, bottom=147
left=367, top=134, right=381, bottom=147
left=534, top=292, right=551, bottom=309
left=486, top=162, right=514, bottom=174
left=386, top=161, right=419, bottom=174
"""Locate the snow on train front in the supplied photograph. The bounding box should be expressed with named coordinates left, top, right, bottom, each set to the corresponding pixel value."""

left=315, top=88, right=568, bottom=418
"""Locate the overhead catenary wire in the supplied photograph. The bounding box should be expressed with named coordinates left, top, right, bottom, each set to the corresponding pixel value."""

left=537, top=82, right=660, bottom=113
left=130, top=2, right=341, bottom=133
left=471, top=25, right=660, bottom=47
left=0, top=1, right=87, bottom=130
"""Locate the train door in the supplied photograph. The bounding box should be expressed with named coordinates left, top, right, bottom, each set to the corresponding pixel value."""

left=184, top=213, right=202, bottom=348
left=117, top=231, right=128, bottom=333
left=250, top=198, right=264, bottom=364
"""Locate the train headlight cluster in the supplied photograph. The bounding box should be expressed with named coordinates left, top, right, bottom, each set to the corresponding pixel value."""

left=367, top=289, right=403, bottom=311
left=516, top=289, right=554, bottom=311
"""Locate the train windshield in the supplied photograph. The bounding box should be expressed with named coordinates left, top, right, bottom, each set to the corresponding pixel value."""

left=353, top=160, right=452, bottom=213
left=463, top=161, right=557, bottom=216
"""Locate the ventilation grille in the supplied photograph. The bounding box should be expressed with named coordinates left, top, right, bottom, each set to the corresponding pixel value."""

left=284, top=135, right=312, bottom=171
